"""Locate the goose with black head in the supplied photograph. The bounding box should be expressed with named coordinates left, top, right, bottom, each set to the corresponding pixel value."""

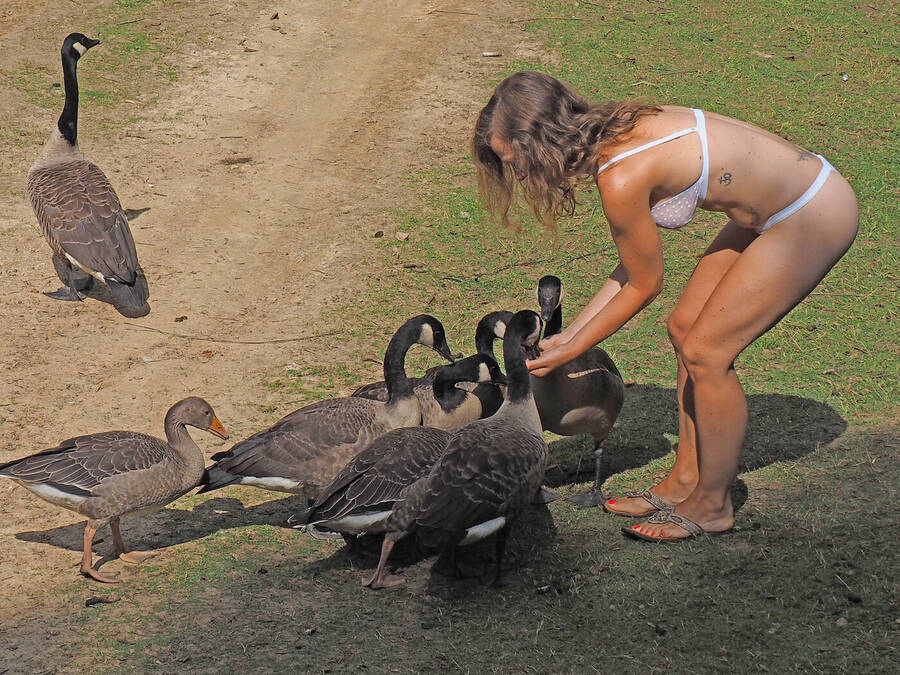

left=530, top=275, right=626, bottom=508
left=198, top=315, right=455, bottom=501
left=27, top=33, right=150, bottom=317
left=363, top=310, right=549, bottom=590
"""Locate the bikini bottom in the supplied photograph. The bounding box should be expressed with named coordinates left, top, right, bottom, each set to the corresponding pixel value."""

left=757, top=154, right=835, bottom=234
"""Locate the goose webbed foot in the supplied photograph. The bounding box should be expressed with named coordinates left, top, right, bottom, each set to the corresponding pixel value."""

left=118, top=550, right=158, bottom=564
left=82, top=563, right=122, bottom=584
left=45, top=285, right=85, bottom=301
left=533, top=487, right=561, bottom=504
left=565, top=487, right=608, bottom=509
left=362, top=537, right=406, bottom=589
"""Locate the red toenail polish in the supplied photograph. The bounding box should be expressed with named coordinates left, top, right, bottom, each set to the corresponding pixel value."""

left=632, top=524, right=640, bottom=530
left=608, top=499, right=617, bottom=504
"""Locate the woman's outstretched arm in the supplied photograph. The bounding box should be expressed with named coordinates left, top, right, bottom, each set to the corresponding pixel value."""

left=527, top=173, right=664, bottom=376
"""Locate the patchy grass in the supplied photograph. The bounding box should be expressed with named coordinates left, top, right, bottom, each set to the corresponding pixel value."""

left=2, top=0, right=897, bottom=672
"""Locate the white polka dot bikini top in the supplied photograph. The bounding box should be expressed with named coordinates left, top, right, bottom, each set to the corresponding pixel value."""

left=596, top=108, right=710, bottom=229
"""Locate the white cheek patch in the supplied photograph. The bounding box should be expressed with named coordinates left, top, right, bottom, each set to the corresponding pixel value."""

left=418, top=322, right=435, bottom=347
left=477, top=362, right=491, bottom=382
left=493, top=321, right=506, bottom=338
left=73, top=42, right=87, bottom=56
left=526, top=325, right=542, bottom=345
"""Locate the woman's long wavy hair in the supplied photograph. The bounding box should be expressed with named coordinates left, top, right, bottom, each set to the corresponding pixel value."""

left=473, top=71, right=660, bottom=230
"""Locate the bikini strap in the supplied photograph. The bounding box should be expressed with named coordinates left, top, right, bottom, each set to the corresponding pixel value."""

left=693, top=108, right=710, bottom=200
left=596, top=126, right=698, bottom=174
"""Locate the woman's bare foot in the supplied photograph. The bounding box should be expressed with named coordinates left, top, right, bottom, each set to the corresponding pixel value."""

left=626, top=494, right=734, bottom=542
left=604, top=475, right=696, bottom=517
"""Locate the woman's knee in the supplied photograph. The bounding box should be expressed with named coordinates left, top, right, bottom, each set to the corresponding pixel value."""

left=680, top=336, right=732, bottom=381
left=667, top=310, right=694, bottom=352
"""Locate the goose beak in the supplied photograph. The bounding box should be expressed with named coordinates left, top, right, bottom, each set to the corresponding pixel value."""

left=85, top=38, right=101, bottom=49
left=493, top=372, right=509, bottom=386
left=433, top=341, right=457, bottom=363
left=207, top=417, right=228, bottom=439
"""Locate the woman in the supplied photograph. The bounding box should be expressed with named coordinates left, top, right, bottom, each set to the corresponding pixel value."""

left=472, top=71, right=858, bottom=542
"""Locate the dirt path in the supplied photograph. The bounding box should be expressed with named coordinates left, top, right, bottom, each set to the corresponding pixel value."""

left=0, top=0, right=530, bottom=622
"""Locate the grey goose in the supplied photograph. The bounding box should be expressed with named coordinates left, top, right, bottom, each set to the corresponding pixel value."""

left=364, top=310, right=549, bottom=589
left=198, top=315, right=454, bottom=500
left=288, top=353, right=508, bottom=538
left=27, top=33, right=150, bottom=317
left=530, top=275, right=625, bottom=508
left=0, top=397, right=227, bottom=583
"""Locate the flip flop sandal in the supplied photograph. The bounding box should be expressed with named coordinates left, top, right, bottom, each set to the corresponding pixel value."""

left=603, top=487, right=674, bottom=518
left=622, top=509, right=729, bottom=543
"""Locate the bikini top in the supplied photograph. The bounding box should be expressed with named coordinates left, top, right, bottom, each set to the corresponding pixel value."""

left=596, top=108, right=709, bottom=229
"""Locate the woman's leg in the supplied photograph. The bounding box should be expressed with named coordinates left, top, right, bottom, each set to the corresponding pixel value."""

left=634, top=175, right=858, bottom=539
left=607, top=222, right=757, bottom=515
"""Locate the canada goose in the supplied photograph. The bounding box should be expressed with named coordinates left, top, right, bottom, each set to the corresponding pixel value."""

left=289, top=354, right=508, bottom=537
left=531, top=275, right=626, bottom=509
left=0, top=398, right=227, bottom=583
left=198, top=315, right=454, bottom=499
left=363, top=310, right=548, bottom=589
left=352, top=310, right=513, bottom=401
left=27, top=33, right=150, bottom=318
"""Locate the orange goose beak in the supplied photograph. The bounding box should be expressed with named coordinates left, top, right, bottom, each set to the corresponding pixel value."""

left=208, top=417, right=228, bottom=439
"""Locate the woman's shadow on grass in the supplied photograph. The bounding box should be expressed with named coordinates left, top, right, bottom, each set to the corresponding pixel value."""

left=543, top=383, right=848, bottom=508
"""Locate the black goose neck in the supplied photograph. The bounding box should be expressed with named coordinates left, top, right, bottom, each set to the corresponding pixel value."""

left=432, top=371, right=468, bottom=413
left=58, top=52, right=80, bottom=146
left=474, top=325, right=497, bottom=359
left=383, top=325, right=416, bottom=401
left=502, top=329, right=532, bottom=403
left=544, top=305, right=562, bottom=337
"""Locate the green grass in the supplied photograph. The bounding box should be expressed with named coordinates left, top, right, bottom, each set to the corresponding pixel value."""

left=3, top=0, right=897, bottom=672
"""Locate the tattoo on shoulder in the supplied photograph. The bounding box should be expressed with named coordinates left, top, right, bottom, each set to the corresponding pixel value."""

left=718, top=172, right=733, bottom=185
left=798, top=150, right=815, bottom=161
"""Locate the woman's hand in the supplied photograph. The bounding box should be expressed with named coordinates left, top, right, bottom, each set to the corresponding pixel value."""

left=537, top=331, right=568, bottom=352
left=527, top=341, right=575, bottom=377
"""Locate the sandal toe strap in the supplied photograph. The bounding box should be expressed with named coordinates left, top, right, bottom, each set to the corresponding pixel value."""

left=646, top=509, right=705, bottom=536
left=624, top=488, right=674, bottom=513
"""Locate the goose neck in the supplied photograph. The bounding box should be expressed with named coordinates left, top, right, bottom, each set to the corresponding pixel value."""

left=502, top=333, right=532, bottom=403
left=57, top=52, right=79, bottom=147
left=164, top=413, right=199, bottom=458
left=432, top=375, right=467, bottom=412
left=383, top=329, right=415, bottom=401
left=544, top=305, right=562, bottom=338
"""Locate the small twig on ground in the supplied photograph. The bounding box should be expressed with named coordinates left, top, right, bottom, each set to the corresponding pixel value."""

left=510, top=16, right=586, bottom=24
left=428, top=9, right=481, bottom=16
left=116, top=18, right=143, bottom=26
left=118, top=322, right=340, bottom=345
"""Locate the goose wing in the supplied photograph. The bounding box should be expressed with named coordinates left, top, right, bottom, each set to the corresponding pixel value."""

left=205, top=397, right=385, bottom=486
left=405, top=422, right=547, bottom=546
left=0, top=431, right=169, bottom=496
left=311, top=427, right=449, bottom=522
left=28, top=160, right=141, bottom=283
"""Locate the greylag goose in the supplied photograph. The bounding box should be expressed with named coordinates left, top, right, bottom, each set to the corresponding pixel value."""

left=288, top=353, right=508, bottom=537
left=0, top=397, right=227, bottom=583
left=530, top=275, right=626, bottom=508
left=27, top=33, right=150, bottom=317
left=364, top=310, right=548, bottom=589
left=198, top=315, right=454, bottom=499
